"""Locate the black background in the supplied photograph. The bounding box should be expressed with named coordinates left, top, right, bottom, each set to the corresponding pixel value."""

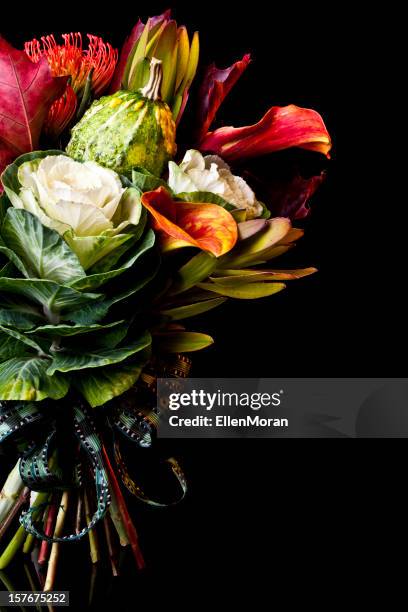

left=1, top=2, right=400, bottom=609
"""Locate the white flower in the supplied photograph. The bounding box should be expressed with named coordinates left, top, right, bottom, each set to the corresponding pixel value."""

left=168, top=150, right=264, bottom=219
left=9, top=155, right=142, bottom=269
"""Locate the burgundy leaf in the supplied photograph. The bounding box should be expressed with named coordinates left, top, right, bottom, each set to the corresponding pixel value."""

left=0, top=36, right=68, bottom=187
left=267, top=173, right=325, bottom=220
left=244, top=164, right=326, bottom=220
left=197, top=53, right=251, bottom=142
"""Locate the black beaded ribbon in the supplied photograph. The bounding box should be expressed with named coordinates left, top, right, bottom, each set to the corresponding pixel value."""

left=19, top=405, right=111, bottom=543
left=0, top=354, right=191, bottom=542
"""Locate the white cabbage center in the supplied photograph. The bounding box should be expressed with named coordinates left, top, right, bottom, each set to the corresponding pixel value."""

left=168, top=150, right=263, bottom=219
left=18, top=156, right=125, bottom=237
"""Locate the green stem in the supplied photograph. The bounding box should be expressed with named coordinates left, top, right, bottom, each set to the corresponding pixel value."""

left=0, top=491, right=49, bottom=570
left=23, top=532, right=36, bottom=555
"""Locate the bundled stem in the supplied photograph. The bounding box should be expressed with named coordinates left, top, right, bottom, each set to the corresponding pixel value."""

left=84, top=490, right=99, bottom=564
left=44, top=491, right=69, bottom=592
left=0, top=486, right=30, bottom=542
left=0, top=460, right=24, bottom=525
left=0, top=491, right=49, bottom=570
left=103, top=516, right=119, bottom=576
left=102, top=446, right=145, bottom=570
left=38, top=495, right=59, bottom=565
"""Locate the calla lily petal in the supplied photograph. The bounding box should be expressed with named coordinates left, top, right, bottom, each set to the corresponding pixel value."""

left=197, top=54, right=251, bottom=142
left=200, top=104, right=332, bottom=161
left=141, top=187, right=237, bottom=257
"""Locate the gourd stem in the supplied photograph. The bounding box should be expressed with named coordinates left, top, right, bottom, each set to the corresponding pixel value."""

left=141, top=58, right=163, bottom=101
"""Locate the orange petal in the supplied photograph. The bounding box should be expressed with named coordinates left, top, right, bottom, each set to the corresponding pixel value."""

left=141, top=188, right=238, bottom=257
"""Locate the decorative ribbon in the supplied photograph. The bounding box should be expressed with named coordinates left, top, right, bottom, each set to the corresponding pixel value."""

left=0, top=354, right=191, bottom=542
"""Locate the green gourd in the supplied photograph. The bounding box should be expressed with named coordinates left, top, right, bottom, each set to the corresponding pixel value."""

left=66, top=59, right=177, bottom=177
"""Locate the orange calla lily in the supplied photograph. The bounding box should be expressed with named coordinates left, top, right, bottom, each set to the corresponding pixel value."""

left=141, top=187, right=238, bottom=257
left=199, top=104, right=332, bottom=161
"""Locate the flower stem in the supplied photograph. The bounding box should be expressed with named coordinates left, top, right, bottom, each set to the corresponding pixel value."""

left=0, top=460, right=25, bottom=525
left=75, top=491, right=83, bottom=535
left=43, top=491, right=69, bottom=592
left=0, top=491, right=49, bottom=570
left=103, top=516, right=119, bottom=576
left=102, top=446, right=145, bottom=570
left=38, top=495, right=59, bottom=566
left=22, top=532, right=36, bottom=555
left=108, top=488, right=129, bottom=547
left=84, top=490, right=99, bottom=564
left=0, top=486, right=30, bottom=542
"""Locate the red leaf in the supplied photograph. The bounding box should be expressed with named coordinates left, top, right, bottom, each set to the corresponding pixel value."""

left=0, top=36, right=68, bottom=185
left=197, top=54, right=251, bottom=142
left=199, top=104, right=332, bottom=161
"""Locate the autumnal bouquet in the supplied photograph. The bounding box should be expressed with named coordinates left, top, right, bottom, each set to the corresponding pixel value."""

left=0, top=10, right=331, bottom=589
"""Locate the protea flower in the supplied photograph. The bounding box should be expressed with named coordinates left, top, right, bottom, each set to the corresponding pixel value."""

left=25, top=33, right=118, bottom=138
left=110, top=10, right=199, bottom=123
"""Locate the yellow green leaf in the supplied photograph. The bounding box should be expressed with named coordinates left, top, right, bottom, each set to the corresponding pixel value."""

left=197, top=281, right=286, bottom=299
left=175, top=27, right=190, bottom=90
left=155, top=331, right=214, bottom=353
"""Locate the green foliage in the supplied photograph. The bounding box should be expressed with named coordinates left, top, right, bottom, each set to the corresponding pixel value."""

left=0, top=175, right=158, bottom=404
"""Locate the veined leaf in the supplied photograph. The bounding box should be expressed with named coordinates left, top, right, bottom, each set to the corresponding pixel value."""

left=176, top=191, right=235, bottom=210
left=0, top=298, right=44, bottom=330
left=86, top=210, right=147, bottom=275
left=0, top=357, right=69, bottom=401
left=87, top=320, right=129, bottom=349
left=0, top=331, right=32, bottom=359
left=75, top=359, right=148, bottom=408
left=0, top=325, right=47, bottom=356
left=131, top=167, right=170, bottom=193
left=2, top=209, right=85, bottom=283
left=0, top=193, right=11, bottom=223
left=66, top=259, right=159, bottom=325
left=69, top=230, right=155, bottom=291
left=197, top=281, right=287, bottom=299
left=170, top=251, right=218, bottom=295
left=27, top=320, right=126, bottom=338
left=46, top=331, right=152, bottom=375
left=0, top=277, right=102, bottom=312
left=0, top=261, right=15, bottom=278
left=154, top=331, right=213, bottom=353
left=160, top=297, right=227, bottom=321
left=64, top=230, right=135, bottom=272
left=0, top=244, right=31, bottom=277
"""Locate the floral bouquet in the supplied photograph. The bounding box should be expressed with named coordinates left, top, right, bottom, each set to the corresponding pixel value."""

left=0, top=10, right=331, bottom=590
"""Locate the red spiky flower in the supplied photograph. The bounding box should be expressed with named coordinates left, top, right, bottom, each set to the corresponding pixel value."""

left=25, top=33, right=118, bottom=138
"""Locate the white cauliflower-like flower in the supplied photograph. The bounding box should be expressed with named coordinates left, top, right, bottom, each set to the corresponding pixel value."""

left=168, top=150, right=264, bottom=219
left=8, top=155, right=142, bottom=269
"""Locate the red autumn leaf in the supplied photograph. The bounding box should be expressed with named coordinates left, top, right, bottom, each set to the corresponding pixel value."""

left=0, top=36, right=68, bottom=186
left=141, top=187, right=238, bottom=257
left=197, top=53, right=251, bottom=142
left=199, top=104, right=332, bottom=161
